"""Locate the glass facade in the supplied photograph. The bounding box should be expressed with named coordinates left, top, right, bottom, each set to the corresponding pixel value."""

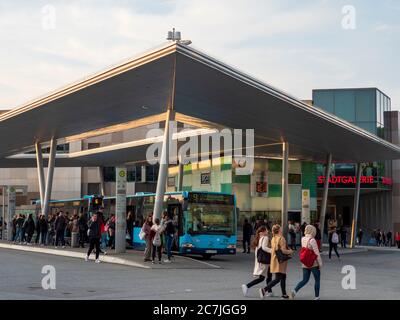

left=312, top=88, right=392, bottom=190
left=313, top=88, right=391, bottom=138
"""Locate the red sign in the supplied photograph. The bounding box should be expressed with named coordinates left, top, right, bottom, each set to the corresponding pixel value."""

left=317, top=176, right=392, bottom=185
left=318, top=176, right=373, bottom=184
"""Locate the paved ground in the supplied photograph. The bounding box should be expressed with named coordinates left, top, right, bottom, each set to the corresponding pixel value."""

left=0, top=247, right=399, bottom=300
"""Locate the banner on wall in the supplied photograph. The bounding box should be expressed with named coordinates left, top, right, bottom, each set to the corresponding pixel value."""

left=301, top=189, right=310, bottom=224
left=251, top=171, right=268, bottom=197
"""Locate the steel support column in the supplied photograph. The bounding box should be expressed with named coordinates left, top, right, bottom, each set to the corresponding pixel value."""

left=350, top=163, right=362, bottom=248
left=2, top=186, right=5, bottom=240
left=177, top=154, right=184, bottom=191
left=281, top=142, right=289, bottom=237
left=98, top=167, right=105, bottom=196
left=153, top=109, right=174, bottom=223
left=319, top=153, right=332, bottom=243
left=42, top=138, right=57, bottom=218
left=35, top=142, right=45, bottom=205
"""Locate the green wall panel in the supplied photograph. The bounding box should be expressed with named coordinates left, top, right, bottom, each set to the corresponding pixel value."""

left=268, top=159, right=282, bottom=172
left=268, top=184, right=282, bottom=197
left=221, top=183, right=232, bottom=194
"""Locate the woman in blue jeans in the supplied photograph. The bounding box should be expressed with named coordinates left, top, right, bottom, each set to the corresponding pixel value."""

left=290, top=224, right=322, bottom=300
left=163, top=216, right=175, bottom=263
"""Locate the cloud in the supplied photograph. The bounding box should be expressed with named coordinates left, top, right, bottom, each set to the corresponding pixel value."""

left=0, top=0, right=398, bottom=110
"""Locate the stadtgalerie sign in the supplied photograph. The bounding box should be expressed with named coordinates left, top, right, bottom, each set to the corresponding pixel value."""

left=318, top=176, right=392, bottom=185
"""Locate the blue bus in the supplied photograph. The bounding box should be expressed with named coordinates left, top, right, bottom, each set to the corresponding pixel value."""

left=36, top=191, right=237, bottom=259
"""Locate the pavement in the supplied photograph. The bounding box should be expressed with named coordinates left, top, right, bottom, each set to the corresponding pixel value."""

left=0, top=241, right=399, bottom=300
left=0, top=240, right=221, bottom=270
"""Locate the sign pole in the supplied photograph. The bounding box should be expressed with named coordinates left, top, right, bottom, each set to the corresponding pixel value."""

left=115, top=166, right=127, bottom=253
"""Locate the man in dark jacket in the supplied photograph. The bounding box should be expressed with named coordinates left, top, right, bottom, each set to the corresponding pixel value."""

left=242, top=219, right=253, bottom=254
left=85, top=213, right=101, bottom=263
left=78, top=213, right=88, bottom=248
left=39, top=214, right=48, bottom=245
left=24, top=214, right=36, bottom=244
left=54, top=211, right=67, bottom=248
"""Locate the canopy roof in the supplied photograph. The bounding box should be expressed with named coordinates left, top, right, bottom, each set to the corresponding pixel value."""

left=0, top=41, right=399, bottom=167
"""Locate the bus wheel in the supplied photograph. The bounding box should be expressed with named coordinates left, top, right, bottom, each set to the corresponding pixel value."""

left=202, top=254, right=213, bottom=260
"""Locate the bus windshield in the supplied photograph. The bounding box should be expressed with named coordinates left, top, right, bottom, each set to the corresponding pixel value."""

left=186, top=195, right=235, bottom=235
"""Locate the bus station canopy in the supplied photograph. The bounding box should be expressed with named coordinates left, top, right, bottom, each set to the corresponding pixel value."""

left=0, top=41, right=399, bottom=167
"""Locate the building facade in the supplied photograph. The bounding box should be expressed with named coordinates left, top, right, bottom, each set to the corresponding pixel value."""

left=313, top=88, right=399, bottom=238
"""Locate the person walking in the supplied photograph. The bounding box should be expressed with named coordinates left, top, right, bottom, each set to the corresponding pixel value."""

left=290, top=224, right=323, bottom=300
left=241, top=226, right=273, bottom=297
left=126, top=211, right=134, bottom=246
left=34, top=214, right=41, bottom=244
left=328, top=228, right=340, bottom=260
left=395, top=232, right=400, bottom=249
left=164, top=214, right=175, bottom=263
left=340, top=226, right=347, bottom=248
left=20, top=215, right=27, bottom=243
left=357, top=228, right=364, bottom=246
left=259, top=224, right=293, bottom=299
left=386, top=231, right=392, bottom=247
left=54, top=211, right=67, bottom=248
left=141, top=214, right=153, bottom=262
left=376, top=229, right=382, bottom=247
left=151, top=218, right=164, bottom=264
left=85, top=213, right=101, bottom=263
left=107, top=214, right=116, bottom=249
left=382, top=231, right=386, bottom=247
left=314, top=222, right=322, bottom=252
left=288, top=221, right=297, bottom=251
left=24, top=214, right=36, bottom=244
left=78, top=213, right=88, bottom=248
left=39, top=214, right=48, bottom=246
left=14, top=214, right=24, bottom=243
left=242, top=219, right=253, bottom=254
left=97, top=210, right=108, bottom=253
left=71, top=214, right=79, bottom=247
left=47, top=214, right=56, bottom=246
left=300, top=222, right=307, bottom=237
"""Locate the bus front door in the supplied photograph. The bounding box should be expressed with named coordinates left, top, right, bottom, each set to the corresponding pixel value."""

left=167, top=204, right=182, bottom=250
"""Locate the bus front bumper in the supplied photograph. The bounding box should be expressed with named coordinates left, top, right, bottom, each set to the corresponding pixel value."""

left=180, top=247, right=236, bottom=255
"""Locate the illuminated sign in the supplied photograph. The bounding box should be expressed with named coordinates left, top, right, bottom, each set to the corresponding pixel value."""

left=317, top=176, right=392, bottom=185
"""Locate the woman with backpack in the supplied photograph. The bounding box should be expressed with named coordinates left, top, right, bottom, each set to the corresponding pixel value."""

left=328, top=228, right=340, bottom=260
left=151, top=218, right=164, bottom=264
left=290, top=224, right=323, bottom=300
left=241, top=226, right=273, bottom=297
left=259, top=224, right=293, bottom=299
left=141, top=214, right=153, bottom=262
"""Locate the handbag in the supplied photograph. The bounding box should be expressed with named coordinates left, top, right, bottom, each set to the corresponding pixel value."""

left=153, top=233, right=162, bottom=247
left=256, top=237, right=271, bottom=264
left=299, top=238, right=318, bottom=268
left=257, top=247, right=271, bottom=264
left=275, top=239, right=291, bottom=263
left=139, top=228, right=146, bottom=241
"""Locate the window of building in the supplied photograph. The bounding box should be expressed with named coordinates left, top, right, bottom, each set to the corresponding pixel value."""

left=334, top=90, right=356, bottom=122
left=87, top=143, right=100, bottom=150
left=145, top=165, right=159, bottom=182
left=103, top=167, right=115, bottom=182
left=87, top=183, right=100, bottom=195
left=288, top=174, right=301, bottom=184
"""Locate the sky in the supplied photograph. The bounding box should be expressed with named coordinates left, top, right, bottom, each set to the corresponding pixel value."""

left=0, top=0, right=399, bottom=110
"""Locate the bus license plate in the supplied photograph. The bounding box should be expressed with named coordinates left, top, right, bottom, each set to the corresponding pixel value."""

left=205, top=250, right=217, bottom=254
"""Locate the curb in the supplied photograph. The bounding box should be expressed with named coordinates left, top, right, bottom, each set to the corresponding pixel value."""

left=0, top=242, right=150, bottom=269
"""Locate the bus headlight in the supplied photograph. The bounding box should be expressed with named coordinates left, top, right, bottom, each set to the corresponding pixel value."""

left=227, top=244, right=236, bottom=249
left=182, top=243, right=194, bottom=248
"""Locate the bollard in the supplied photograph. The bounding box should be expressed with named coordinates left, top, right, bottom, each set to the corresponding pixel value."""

left=71, top=232, right=79, bottom=248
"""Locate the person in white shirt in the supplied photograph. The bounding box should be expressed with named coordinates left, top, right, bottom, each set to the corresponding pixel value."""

left=290, top=224, right=323, bottom=300
left=241, top=226, right=273, bottom=297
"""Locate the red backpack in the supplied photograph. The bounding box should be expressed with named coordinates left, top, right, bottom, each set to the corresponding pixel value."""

left=299, top=238, right=318, bottom=268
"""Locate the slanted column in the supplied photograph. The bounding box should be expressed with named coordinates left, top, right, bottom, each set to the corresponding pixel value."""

left=42, top=138, right=57, bottom=218
left=115, top=166, right=127, bottom=253
left=35, top=142, right=45, bottom=205
left=350, top=163, right=362, bottom=248
left=153, top=109, right=174, bottom=223
left=281, top=142, right=289, bottom=237
left=98, top=167, right=105, bottom=196
left=177, top=154, right=184, bottom=191
left=319, top=153, right=332, bottom=243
